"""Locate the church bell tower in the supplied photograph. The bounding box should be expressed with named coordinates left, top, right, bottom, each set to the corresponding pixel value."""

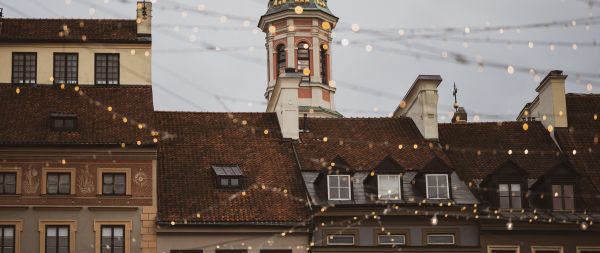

left=259, top=0, right=341, bottom=118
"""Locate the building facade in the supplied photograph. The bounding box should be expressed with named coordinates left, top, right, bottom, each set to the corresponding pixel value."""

left=0, top=2, right=158, bottom=253
left=1, top=1, right=600, bottom=253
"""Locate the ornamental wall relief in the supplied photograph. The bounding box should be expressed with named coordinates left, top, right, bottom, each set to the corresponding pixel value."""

left=23, top=165, right=40, bottom=194
left=78, top=165, right=95, bottom=194
left=134, top=168, right=150, bottom=189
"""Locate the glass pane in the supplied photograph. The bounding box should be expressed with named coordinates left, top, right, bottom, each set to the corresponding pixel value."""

left=104, top=174, right=113, bottom=185
left=328, top=176, right=339, bottom=187
left=329, top=188, right=339, bottom=200
left=4, top=227, right=14, bottom=237
left=563, top=185, right=574, bottom=197
left=114, top=227, right=124, bottom=237
left=565, top=197, right=575, bottom=210
left=339, top=176, right=350, bottom=187
left=512, top=196, right=522, bottom=209
left=428, top=235, right=454, bottom=244
left=230, top=178, right=239, bottom=186
left=328, top=235, right=353, bottom=245
left=58, top=227, right=69, bottom=237
left=58, top=246, right=69, bottom=253
left=437, top=175, right=448, bottom=187
left=102, top=227, right=112, bottom=237
left=103, top=185, right=113, bottom=194
left=511, top=184, right=521, bottom=192
left=499, top=196, right=510, bottom=209
left=47, top=247, right=57, bottom=253
left=499, top=184, right=509, bottom=192
left=552, top=185, right=561, bottom=197
left=428, top=186, right=438, bottom=199
left=339, top=187, right=350, bottom=200
left=379, top=235, right=405, bottom=245
left=114, top=174, right=125, bottom=184
left=220, top=178, right=229, bottom=186
left=114, top=184, right=125, bottom=195
left=553, top=197, right=563, bottom=210
left=47, top=227, right=57, bottom=236
left=0, top=174, right=3, bottom=184
left=438, top=186, right=449, bottom=199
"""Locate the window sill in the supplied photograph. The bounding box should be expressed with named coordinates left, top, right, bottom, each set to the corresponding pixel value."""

left=0, top=194, right=21, bottom=197
left=96, top=194, right=132, bottom=198
left=40, top=194, right=77, bottom=197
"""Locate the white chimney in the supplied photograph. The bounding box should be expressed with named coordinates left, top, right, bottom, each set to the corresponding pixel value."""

left=267, top=69, right=302, bottom=140
left=393, top=75, right=442, bottom=140
left=136, top=1, right=152, bottom=35
left=517, top=70, right=568, bottom=129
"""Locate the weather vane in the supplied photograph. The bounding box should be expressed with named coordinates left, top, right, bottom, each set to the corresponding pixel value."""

left=453, top=82, right=459, bottom=111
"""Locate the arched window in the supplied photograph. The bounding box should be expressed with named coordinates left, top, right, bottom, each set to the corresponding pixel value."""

left=320, top=44, right=328, bottom=85
left=276, top=44, right=286, bottom=78
left=297, top=42, right=311, bottom=81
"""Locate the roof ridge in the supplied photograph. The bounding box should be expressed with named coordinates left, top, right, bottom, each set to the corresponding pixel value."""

left=2, top=18, right=135, bottom=21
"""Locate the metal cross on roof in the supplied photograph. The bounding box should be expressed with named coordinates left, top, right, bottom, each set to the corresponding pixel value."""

left=453, top=82, right=459, bottom=111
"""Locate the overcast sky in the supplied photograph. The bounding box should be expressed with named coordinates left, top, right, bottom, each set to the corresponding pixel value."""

left=2, top=0, right=599, bottom=121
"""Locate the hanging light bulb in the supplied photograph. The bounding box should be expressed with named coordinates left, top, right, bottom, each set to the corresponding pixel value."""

left=581, top=222, right=589, bottom=230
left=506, top=219, right=514, bottom=230
left=431, top=214, right=439, bottom=226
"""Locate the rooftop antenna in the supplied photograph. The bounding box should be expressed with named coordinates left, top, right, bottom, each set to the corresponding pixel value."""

left=453, top=82, right=459, bottom=112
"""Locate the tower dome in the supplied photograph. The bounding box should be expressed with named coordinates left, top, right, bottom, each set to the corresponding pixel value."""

left=265, top=0, right=333, bottom=16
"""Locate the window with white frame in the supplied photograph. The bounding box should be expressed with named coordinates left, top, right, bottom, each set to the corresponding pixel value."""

left=426, top=174, right=449, bottom=199
left=427, top=234, right=455, bottom=245
left=327, top=175, right=351, bottom=200
left=378, top=175, right=401, bottom=200
left=327, top=235, right=354, bottom=245
left=378, top=234, right=405, bottom=245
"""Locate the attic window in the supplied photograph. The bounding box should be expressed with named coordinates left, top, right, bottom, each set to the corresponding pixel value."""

left=50, top=113, right=77, bottom=131
left=425, top=174, right=449, bottom=199
left=212, top=165, right=243, bottom=189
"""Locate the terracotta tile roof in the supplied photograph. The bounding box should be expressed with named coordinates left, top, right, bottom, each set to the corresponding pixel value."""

left=295, top=117, right=446, bottom=172
left=156, top=112, right=310, bottom=224
left=555, top=93, right=600, bottom=191
left=0, top=84, right=155, bottom=145
left=438, top=121, right=562, bottom=181
left=0, top=19, right=148, bottom=43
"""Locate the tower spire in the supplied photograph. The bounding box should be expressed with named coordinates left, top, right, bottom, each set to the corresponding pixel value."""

left=259, top=0, right=341, bottom=118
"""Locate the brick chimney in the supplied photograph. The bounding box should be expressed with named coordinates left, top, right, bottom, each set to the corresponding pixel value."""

left=393, top=75, right=442, bottom=140
left=267, top=68, right=302, bottom=140
left=517, top=70, right=568, bottom=129
left=136, top=1, right=152, bottom=35
left=452, top=107, right=468, bottom=124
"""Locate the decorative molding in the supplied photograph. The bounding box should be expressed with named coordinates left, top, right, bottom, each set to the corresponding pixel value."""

left=77, top=165, right=95, bottom=195
left=22, top=165, right=39, bottom=194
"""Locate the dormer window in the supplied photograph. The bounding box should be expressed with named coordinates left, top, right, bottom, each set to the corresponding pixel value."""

left=212, top=165, right=243, bottom=189
left=378, top=175, right=401, bottom=200
left=50, top=113, right=77, bottom=131
left=425, top=174, right=449, bottom=199
left=552, top=184, right=574, bottom=210
left=327, top=175, right=351, bottom=200
left=499, top=183, right=522, bottom=209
